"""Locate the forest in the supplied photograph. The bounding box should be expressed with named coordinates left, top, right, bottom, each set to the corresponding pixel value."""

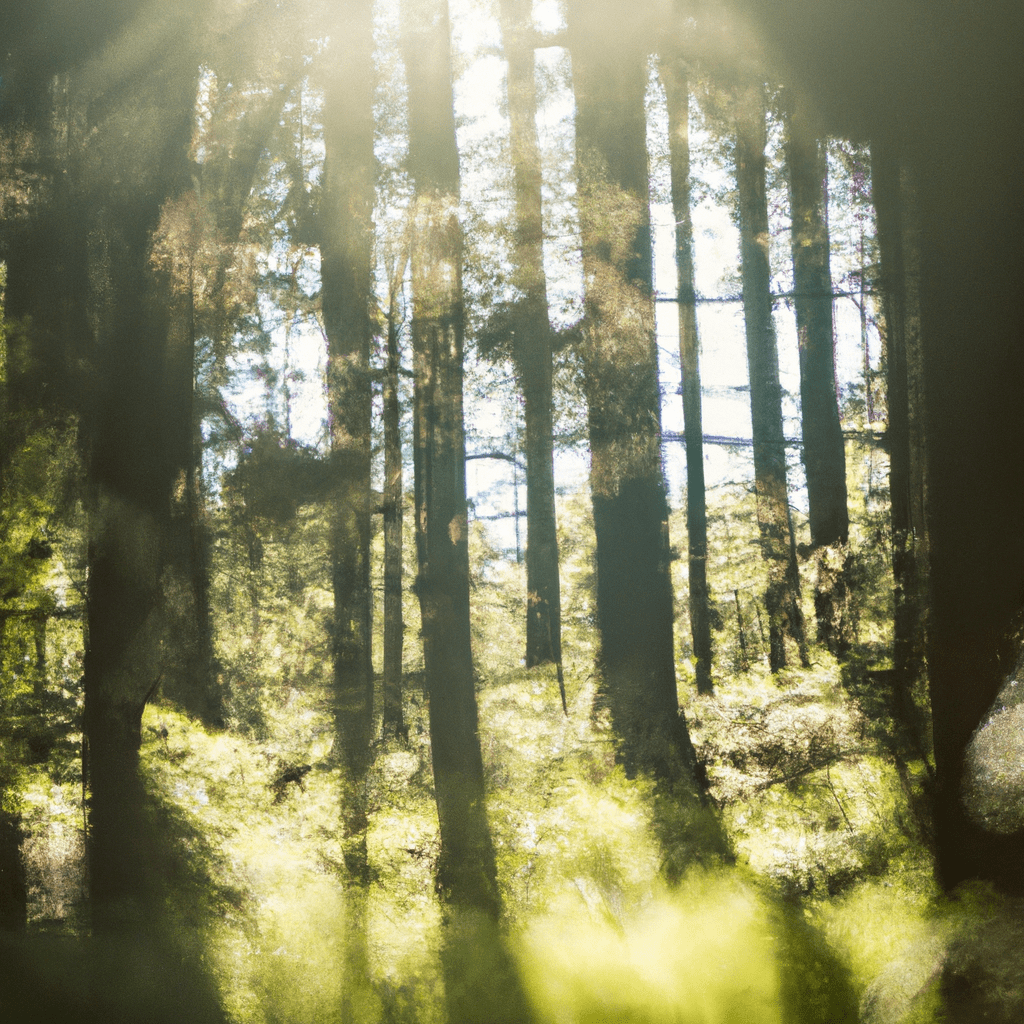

left=1, top=0, right=1022, bottom=1021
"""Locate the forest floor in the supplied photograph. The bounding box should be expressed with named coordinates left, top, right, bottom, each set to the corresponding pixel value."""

left=104, top=649, right=952, bottom=1024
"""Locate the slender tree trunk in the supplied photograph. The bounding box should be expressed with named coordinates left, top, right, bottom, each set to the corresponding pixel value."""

left=402, top=0, right=499, bottom=918
left=871, top=142, right=931, bottom=762
left=402, top=5, right=534, bottom=1020
left=180, top=87, right=291, bottom=727
left=0, top=620, right=27, bottom=930
left=661, top=54, right=714, bottom=695
left=161, top=225, right=225, bottom=726
left=498, top=0, right=563, bottom=673
left=149, top=60, right=295, bottom=734
left=734, top=81, right=808, bottom=672
left=785, top=97, right=851, bottom=657
left=320, top=4, right=376, bottom=1016
left=0, top=803, right=26, bottom=932
left=382, top=288, right=406, bottom=741
left=568, top=0, right=701, bottom=788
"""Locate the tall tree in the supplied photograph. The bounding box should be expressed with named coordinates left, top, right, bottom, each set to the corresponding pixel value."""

left=402, top=4, right=533, bottom=1019
left=734, top=80, right=808, bottom=672
left=75, top=1, right=211, bottom=931
left=784, top=93, right=850, bottom=656
left=871, top=142, right=929, bottom=749
left=319, top=2, right=377, bottom=1016
left=735, top=0, right=1024, bottom=893
left=497, top=0, right=563, bottom=675
left=568, top=0, right=701, bottom=785
left=661, top=52, right=714, bottom=695
left=401, top=0, right=498, bottom=920
left=381, top=266, right=407, bottom=742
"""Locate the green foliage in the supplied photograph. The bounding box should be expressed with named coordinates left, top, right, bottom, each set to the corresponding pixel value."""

left=686, top=659, right=925, bottom=898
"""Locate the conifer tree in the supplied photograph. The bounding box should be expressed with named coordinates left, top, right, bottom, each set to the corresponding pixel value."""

left=661, top=52, right=715, bottom=695
left=568, top=0, right=701, bottom=785
left=319, top=1, right=377, bottom=1016
left=401, top=0, right=498, bottom=918
left=871, top=142, right=930, bottom=758
left=82, top=40, right=202, bottom=928
left=381, top=268, right=407, bottom=741
left=734, top=81, right=808, bottom=671
left=402, top=4, right=533, bottom=1019
left=497, top=0, right=563, bottom=676
left=784, top=93, right=850, bottom=656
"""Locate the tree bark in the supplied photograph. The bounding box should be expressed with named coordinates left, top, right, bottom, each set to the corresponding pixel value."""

left=381, top=287, right=406, bottom=741
left=79, top=6, right=202, bottom=929
left=909, top=121, right=1024, bottom=894
left=661, top=54, right=714, bottom=695
left=403, top=6, right=535, bottom=1018
left=871, top=141, right=931, bottom=764
left=320, top=5, right=377, bottom=1016
left=784, top=95, right=851, bottom=657
left=321, top=0, right=375, bottom=775
left=402, top=0, right=500, bottom=918
left=497, top=0, right=563, bottom=673
left=160, top=217, right=225, bottom=727
left=734, top=81, right=808, bottom=672
left=568, top=0, right=701, bottom=787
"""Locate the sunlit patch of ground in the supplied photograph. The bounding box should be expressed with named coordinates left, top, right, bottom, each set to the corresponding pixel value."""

left=134, top=647, right=951, bottom=1023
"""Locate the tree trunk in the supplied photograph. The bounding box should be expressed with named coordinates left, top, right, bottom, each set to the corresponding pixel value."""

left=320, top=5, right=377, bottom=1016
left=160, top=222, right=224, bottom=727
left=382, top=288, right=406, bottom=742
left=784, top=96, right=851, bottom=657
left=497, top=0, right=563, bottom=673
left=871, top=142, right=931, bottom=763
left=403, top=6, right=534, bottom=1018
left=80, top=17, right=200, bottom=930
left=0, top=807, right=26, bottom=932
left=402, top=0, right=500, bottom=918
left=568, top=0, right=701, bottom=787
left=175, top=86, right=292, bottom=727
left=661, top=54, right=714, bottom=695
left=734, top=81, right=808, bottom=672
left=909, top=121, right=1024, bottom=893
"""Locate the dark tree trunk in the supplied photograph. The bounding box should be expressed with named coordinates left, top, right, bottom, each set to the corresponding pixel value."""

left=320, top=5, right=376, bottom=1016
left=734, top=81, right=808, bottom=672
left=402, top=0, right=500, bottom=918
left=784, top=96, right=851, bottom=657
left=568, top=0, right=701, bottom=788
left=910, top=124, right=1024, bottom=894
left=381, top=290, right=406, bottom=742
left=498, top=0, right=563, bottom=674
left=80, top=18, right=200, bottom=930
left=172, top=87, right=292, bottom=727
left=0, top=807, right=26, bottom=932
left=321, top=0, right=375, bottom=779
left=403, top=6, right=533, bottom=1018
left=871, top=142, right=931, bottom=764
left=160, top=231, right=225, bottom=727
left=661, top=54, right=714, bottom=695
